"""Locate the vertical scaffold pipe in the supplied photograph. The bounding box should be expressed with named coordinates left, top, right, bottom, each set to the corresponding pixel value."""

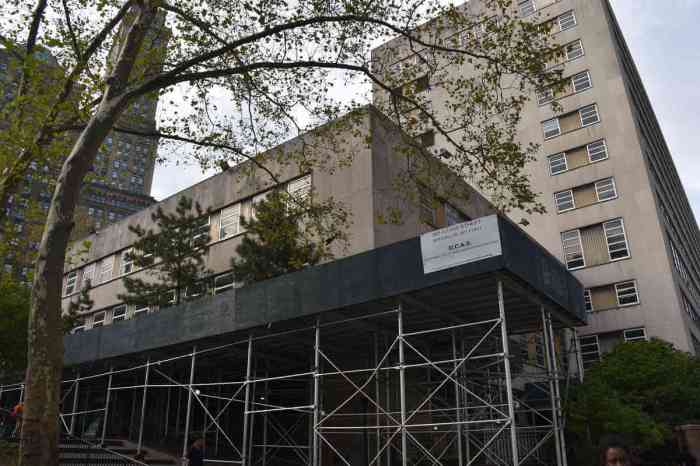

left=181, top=346, right=197, bottom=460
left=497, top=281, right=519, bottom=466
left=397, top=302, right=408, bottom=466
left=241, top=335, right=254, bottom=466
left=312, top=317, right=321, bottom=466
left=100, top=367, right=114, bottom=446
left=452, top=331, right=464, bottom=466
left=542, top=309, right=563, bottom=466
left=374, top=333, right=381, bottom=466
left=137, top=359, right=151, bottom=455
left=69, top=371, right=80, bottom=435
left=547, top=313, right=568, bottom=466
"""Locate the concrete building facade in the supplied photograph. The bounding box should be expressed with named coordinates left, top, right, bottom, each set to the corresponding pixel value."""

left=60, top=107, right=494, bottom=331
left=371, top=0, right=700, bottom=361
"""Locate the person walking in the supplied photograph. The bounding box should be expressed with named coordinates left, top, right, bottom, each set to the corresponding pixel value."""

left=186, top=437, right=205, bottom=466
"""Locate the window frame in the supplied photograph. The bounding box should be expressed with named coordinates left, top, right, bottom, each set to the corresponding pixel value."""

left=579, top=104, right=600, bottom=127
left=584, top=289, right=593, bottom=312
left=111, top=304, right=127, bottom=323
left=287, top=174, right=312, bottom=202
left=64, top=270, right=78, bottom=296
left=595, top=178, right=618, bottom=202
left=542, top=118, right=561, bottom=139
left=92, top=311, right=106, bottom=329
left=214, top=273, right=235, bottom=294
left=219, top=203, right=241, bottom=240
left=191, top=215, right=211, bottom=247
left=587, top=140, right=608, bottom=162
left=558, top=10, right=577, bottom=31
left=548, top=152, right=568, bottom=175
left=99, top=256, right=114, bottom=283
left=561, top=229, right=585, bottom=270
left=133, top=304, right=150, bottom=318
left=572, top=71, right=592, bottom=93
left=579, top=335, right=600, bottom=369
left=623, top=328, right=647, bottom=342
left=121, top=248, right=134, bottom=275
left=537, top=87, right=555, bottom=106
left=603, top=218, right=631, bottom=261
left=615, top=280, right=639, bottom=306
left=565, top=39, right=585, bottom=61
left=554, top=189, right=575, bottom=213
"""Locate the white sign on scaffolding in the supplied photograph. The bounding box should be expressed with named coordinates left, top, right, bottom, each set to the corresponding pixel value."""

left=420, top=214, right=502, bottom=274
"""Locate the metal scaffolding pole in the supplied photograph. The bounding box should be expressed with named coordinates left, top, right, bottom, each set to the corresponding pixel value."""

left=547, top=312, right=568, bottom=466
left=69, top=371, right=80, bottom=435
left=452, top=331, right=464, bottom=466
left=164, top=385, right=171, bottom=440
left=397, top=302, right=408, bottom=466
left=312, top=317, right=321, bottom=466
left=262, top=367, right=268, bottom=466
left=182, top=346, right=197, bottom=460
left=497, top=281, right=519, bottom=466
left=542, top=309, right=563, bottom=466
left=374, top=333, right=382, bottom=466
left=241, top=335, right=253, bottom=466
left=137, top=359, right=151, bottom=455
left=100, top=367, right=114, bottom=446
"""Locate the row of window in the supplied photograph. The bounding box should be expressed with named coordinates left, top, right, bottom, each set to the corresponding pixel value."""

left=542, top=103, right=600, bottom=140
left=63, top=175, right=312, bottom=296
left=554, top=177, right=617, bottom=213
left=579, top=328, right=647, bottom=369
left=584, top=280, right=639, bottom=313
left=538, top=70, right=592, bottom=106
left=561, top=217, right=630, bottom=270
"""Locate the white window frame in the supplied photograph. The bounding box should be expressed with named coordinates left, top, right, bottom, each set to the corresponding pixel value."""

left=587, top=140, right=608, bottom=162
left=71, top=323, right=85, bottom=334
left=81, top=264, right=95, bottom=288
left=565, top=39, right=585, bottom=61
left=542, top=118, right=561, bottom=139
left=92, top=311, right=106, bottom=329
left=595, top=178, right=617, bottom=202
left=615, top=281, right=639, bottom=306
left=214, top=273, right=234, bottom=294
left=99, top=256, right=114, bottom=283
left=558, top=10, right=577, bottom=31
left=579, top=335, right=600, bottom=369
left=561, top=229, right=585, bottom=270
left=518, top=0, right=536, bottom=17
left=287, top=174, right=312, bottom=202
left=64, top=270, right=78, bottom=296
left=192, top=215, right=211, bottom=246
left=121, top=248, right=134, bottom=275
left=603, top=218, right=630, bottom=261
left=186, top=281, right=206, bottom=299
left=554, top=189, right=575, bottom=213
left=219, top=203, right=241, bottom=240
left=623, top=328, right=647, bottom=342
left=111, top=304, right=127, bottom=323
left=548, top=153, right=568, bottom=175
left=537, top=87, right=554, bottom=106
left=579, top=104, right=600, bottom=127
left=133, top=304, right=150, bottom=318
left=584, top=289, right=593, bottom=312
left=572, top=71, right=592, bottom=93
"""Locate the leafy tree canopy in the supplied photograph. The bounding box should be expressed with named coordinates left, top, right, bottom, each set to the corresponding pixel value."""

left=568, top=339, right=700, bottom=455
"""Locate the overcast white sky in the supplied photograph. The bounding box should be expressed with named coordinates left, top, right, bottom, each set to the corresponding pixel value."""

left=151, top=0, right=700, bottom=221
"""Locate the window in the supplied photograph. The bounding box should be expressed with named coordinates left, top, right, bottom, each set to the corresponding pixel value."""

left=288, top=175, right=312, bottom=201
left=161, top=289, right=177, bottom=308
left=548, top=153, right=568, bottom=175
left=554, top=190, right=575, bottom=213
left=99, top=256, right=114, bottom=283
left=214, top=273, right=234, bottom=294
left=542, top=118, right=561, bottom=139
left=192, top=216, right=210, bottom=247
left=537, top=87, right=554, bottom=106
left=111, top=305, right=127, bottom=323
left=185, top=282, right=206, bottom=299
left=219, top=204, right=241, bottom=240
left=82, top=264, right=95, bottom=288
left=615, top=281, right=639, bottom=306
left=518, top=0, right=535, bottom=17
left=565, top=40, right=584, bottom=61
left=587, top=140, right=608, bottom=162
left=71, top=322, right=85, bottom=334
left=595, top=178, right=617, bottom=202
left=250, top=191, right=269, bottom=220
left=445, top=203, right=466, bottom=226
left=623, top=328, right=647, bottom=342
left=134, top=304, right=149, bottom=318
left=579, top=104, right=600, bottom=127
left=121, top=249, right=134, bottom=275
left=572, top=71, right=592, bottom=93
left=558, top=10, right=576, bottom=31
left=561, top=229, right=585, bottom=269
left=92, top=311, right=106, bottom=329
left=584, top=289, right=593, bottom=312
left=603, top=219, right=630, bottom=260
left=64, top=271, right=78, bottom=295
left=579, top=335, right=600, bottom=369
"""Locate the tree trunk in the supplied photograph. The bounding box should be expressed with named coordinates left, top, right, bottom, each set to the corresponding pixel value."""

left=18, top=4, right=158, bottom=465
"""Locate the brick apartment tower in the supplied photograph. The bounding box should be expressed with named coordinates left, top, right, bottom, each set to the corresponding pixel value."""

left=372, top=0, right=700, bottom=363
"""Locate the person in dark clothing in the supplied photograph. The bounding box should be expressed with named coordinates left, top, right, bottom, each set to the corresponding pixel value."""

left=187, top=437, right=205, bottom=466
left=599, top=435, right=632, bottom=466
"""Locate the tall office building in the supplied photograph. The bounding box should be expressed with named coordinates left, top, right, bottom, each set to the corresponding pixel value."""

left=372, top=0, right=700, bottom=361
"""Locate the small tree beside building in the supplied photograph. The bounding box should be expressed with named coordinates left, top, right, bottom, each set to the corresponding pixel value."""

left=118, top=196, right=211, bottom=308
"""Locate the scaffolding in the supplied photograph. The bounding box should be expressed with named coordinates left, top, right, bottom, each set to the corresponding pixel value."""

left=1, top=279, right=582, bottom=466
